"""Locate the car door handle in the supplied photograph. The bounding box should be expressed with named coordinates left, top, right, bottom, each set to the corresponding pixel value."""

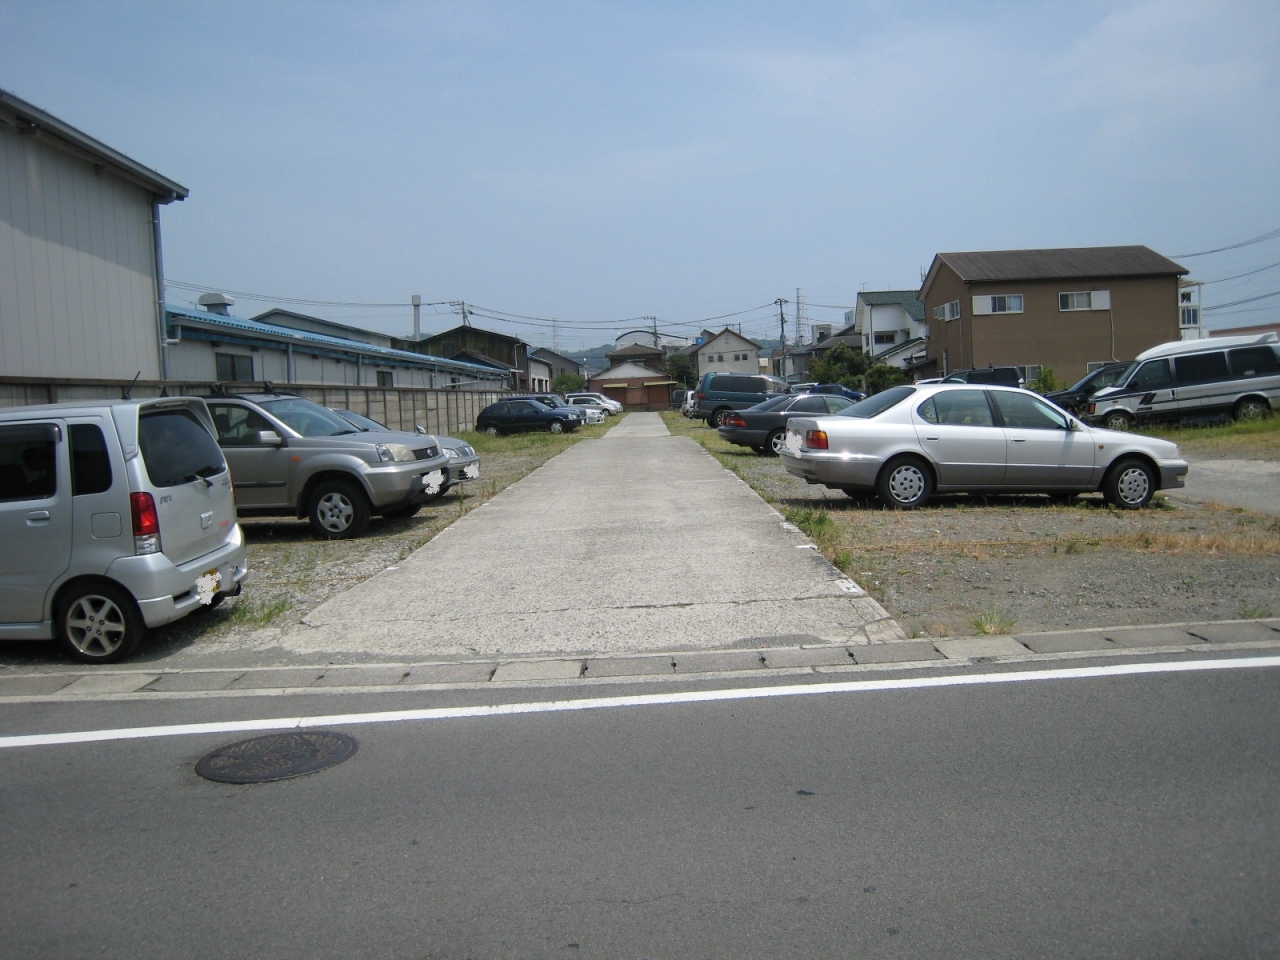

left=923, top=435, right=939, bottom=441
left=1010, top=437, right=1026, bottom=443
left=26, top=510, right=51, bottom=523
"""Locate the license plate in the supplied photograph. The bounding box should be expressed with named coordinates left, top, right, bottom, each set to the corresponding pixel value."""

left=463, top=464, right=480, bottom=480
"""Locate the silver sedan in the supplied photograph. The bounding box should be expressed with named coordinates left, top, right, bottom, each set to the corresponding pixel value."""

left=780, top=384, right=1188, bottom=509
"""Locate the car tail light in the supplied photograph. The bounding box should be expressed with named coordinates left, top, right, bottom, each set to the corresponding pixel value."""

left=696, top=391, right=706, bottom=399
left=722, top=413, right=747, bottom=428
left=805, top=430, right=829, bottom=450
left=1088, top=403, right=1097, bottom=414
left=131, top=492, right=161, bottom=555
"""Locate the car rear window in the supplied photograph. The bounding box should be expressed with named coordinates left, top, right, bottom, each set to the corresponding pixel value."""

left=1174, top=351, right=1229, bottom=384
left=138, top=410, right=226, bottom=488
left=837, top=386, right=916, bottom=419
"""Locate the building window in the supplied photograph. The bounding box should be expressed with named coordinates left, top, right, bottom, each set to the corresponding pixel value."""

left=1181, top=306, right=1200, bottom=327
left=873, top=332, right=896, bottom=345
left=215, top=353, right=253, bottom=381
left=933, top=300, right=961, bottom=322
left=973, top=295, right=1024, bottom=315
left=1059, top=290, right=1111, bottom=311
left=376, top=371, right=394, bottom=387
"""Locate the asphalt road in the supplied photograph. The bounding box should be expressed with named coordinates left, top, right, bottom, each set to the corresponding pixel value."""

left=1170, top=456, right=1280, bottom=516
left=2, top=653, right=1277, bottom=959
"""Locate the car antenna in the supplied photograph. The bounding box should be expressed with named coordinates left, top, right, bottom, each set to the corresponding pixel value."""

left=121, top=371, right=142, bottom=400
left=263, top=380, right=278, bottom=395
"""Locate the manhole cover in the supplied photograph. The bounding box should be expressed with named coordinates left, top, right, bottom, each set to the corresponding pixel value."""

left=195, top=731, right=358, bottom=784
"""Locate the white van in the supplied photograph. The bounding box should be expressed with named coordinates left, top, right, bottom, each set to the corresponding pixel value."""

left=0, top=397, right=248, bottom=663
left=1086, top=333, right=1280, bottom=430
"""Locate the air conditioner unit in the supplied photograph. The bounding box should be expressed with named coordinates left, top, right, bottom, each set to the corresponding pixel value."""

left=813, top=324, right=833, bottom=342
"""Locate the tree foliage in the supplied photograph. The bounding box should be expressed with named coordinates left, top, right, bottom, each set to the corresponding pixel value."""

left=1028, top=367, right=1060, bottom=394
left=808, top=342, right=907, bottom=395
left=551, top=371, right=585, bottom=394
left=664, top=353, right=698, bottom=388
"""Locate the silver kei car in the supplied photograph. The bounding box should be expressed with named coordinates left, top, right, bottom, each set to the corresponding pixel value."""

left=780, top=383, right=1188, bottom=510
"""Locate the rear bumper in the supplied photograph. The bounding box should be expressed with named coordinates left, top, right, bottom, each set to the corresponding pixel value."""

left=109, top=525, right=250, bottom=628
left=780, top=451, right=882, bottom=489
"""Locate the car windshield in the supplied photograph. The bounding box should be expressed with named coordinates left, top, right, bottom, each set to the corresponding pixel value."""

left=835, top=386, right=917, bottom=419
left=1068, top=364, right=1133, bottom=392
left=333, top=409, right=390, bottom=432
left=259, top=398, right=362, bottom=437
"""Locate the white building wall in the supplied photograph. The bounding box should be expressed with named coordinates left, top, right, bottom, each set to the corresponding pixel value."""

left=0, top=124, right=161, bottom=379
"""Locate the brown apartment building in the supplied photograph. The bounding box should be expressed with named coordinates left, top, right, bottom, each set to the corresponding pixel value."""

left=918, top=246, right=1188, bottom=383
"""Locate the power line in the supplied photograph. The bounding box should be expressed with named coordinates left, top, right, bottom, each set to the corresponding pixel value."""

left=1200, top=261, right=1280, bottom=284
left=1174, top=228, right=1280, bottom=258
left=1202, top=289, right=1280, bottom=311
left=166, top=280, right=433, bottom=309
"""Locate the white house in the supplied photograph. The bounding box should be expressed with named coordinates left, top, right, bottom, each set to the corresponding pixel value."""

left=843, top=290, right=928, bottom=369
left=695, top=328, right=764, bottom=377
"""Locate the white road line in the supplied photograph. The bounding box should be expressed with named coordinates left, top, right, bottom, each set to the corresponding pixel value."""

left=3, top=655, right=1278, bottom=750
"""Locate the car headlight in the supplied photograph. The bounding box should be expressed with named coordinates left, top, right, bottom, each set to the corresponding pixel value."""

left=375, top=442, right=417, bottom=463
left=442, top=447, right=459, bottom=459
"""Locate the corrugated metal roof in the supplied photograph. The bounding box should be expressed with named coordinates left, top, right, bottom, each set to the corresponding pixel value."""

left=166, top=305, right=502, bottom=376
left=937, top=246, right=1187, bottom=282
left=858, top=290, right=925, bottom=321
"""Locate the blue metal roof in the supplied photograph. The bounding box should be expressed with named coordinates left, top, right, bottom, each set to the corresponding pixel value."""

left=165, top=305, right=504, bottom=377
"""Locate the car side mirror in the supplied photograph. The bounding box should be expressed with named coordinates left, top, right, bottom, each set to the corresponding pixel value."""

left=1067, top=419, right=1082, bottom=432
left=255, top=429, right=284, bottom=446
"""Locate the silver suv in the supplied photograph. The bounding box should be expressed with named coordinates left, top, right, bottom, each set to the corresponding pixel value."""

left=0, top=397, right=248, bottom=663
left=204, top=391, right=451, bottom=538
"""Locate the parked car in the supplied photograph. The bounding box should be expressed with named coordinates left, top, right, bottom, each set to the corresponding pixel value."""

left=718, top=393, right=856, bottom=455
left=566, top=392, right=623, bottom=414
left=1085, top=333, right=1279, bottom=430
left=477, top=398, right=584, bottom=436
left=795, top=383, right=866, bottom=401
left=1043, top=363, right=1131, bottom=416
left=780, top=383, right=1188, bottom=510
left=940, top=366, right=1025, bottom=387
left=693, top=372, right=791, bottom=426
left=566, top=396, right=615, bottom=418
left=681, top=389, right=699, bottom=418
left=329, top=409, right=480, bottom=500
left=205, top=391, right=450, bottom=538
left=511, top=395, right=595, bottom=426
left=0, top=397, right=249, bottom=663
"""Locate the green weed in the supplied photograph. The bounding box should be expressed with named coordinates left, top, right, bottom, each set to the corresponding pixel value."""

left=967, top=603, right=1019, bottom=635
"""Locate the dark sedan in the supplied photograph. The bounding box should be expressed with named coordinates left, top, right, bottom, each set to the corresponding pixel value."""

left=717, top=392, right=855, bottom=455
left=476, top=398, right=584, bottom=436
left=1043, top=363, right=1132, bottom=416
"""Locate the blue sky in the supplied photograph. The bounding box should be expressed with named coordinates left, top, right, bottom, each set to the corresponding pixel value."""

left=3, top=0, right=1278, bottom=351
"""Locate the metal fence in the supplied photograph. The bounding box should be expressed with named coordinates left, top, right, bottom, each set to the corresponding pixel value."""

left=0, top=377, right=506, bottom=436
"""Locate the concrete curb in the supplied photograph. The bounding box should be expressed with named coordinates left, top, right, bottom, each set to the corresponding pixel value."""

left=2, top=618, right=1277, bottom=702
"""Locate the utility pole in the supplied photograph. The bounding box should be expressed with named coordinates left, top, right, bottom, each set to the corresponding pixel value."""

left=651, top=316, right=659, bottom=349
left=412, top=294, right=421, bottom=341
left=795, top=288, right=805, bottom=345
left=775, top=298, right=789, bottom=380
left=552, top=319, right=560, bottom=355
left=452, top=301, right=470, bottom=327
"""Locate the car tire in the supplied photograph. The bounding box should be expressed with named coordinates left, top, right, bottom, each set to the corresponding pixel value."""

left=1103, top=458, right=1155, bottom=509
left=766, top=429, right=786, bottom=457
left=549, top=420, right=564, bottom=434
left=876, top=456, right=934, bottom=509
left=483, top=425, right=501, bottom=437
left=307, top=478, right=371, bottom=539
left=1103, top=410, right=1134, bottom=432
left=1233, top=397, right=1270, bottom=422
left=711, top=408, right=731, bottom=428
left=56, top=580, right=144, bottom=664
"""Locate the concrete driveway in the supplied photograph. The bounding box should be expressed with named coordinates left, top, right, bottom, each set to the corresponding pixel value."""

left=282, top=413, right=904, bottom=658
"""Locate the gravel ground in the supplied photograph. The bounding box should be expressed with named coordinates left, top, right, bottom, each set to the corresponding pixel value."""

left=4, top=412, right=1276, bottom=669
left=663, top=413, right=1280, bottom=639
